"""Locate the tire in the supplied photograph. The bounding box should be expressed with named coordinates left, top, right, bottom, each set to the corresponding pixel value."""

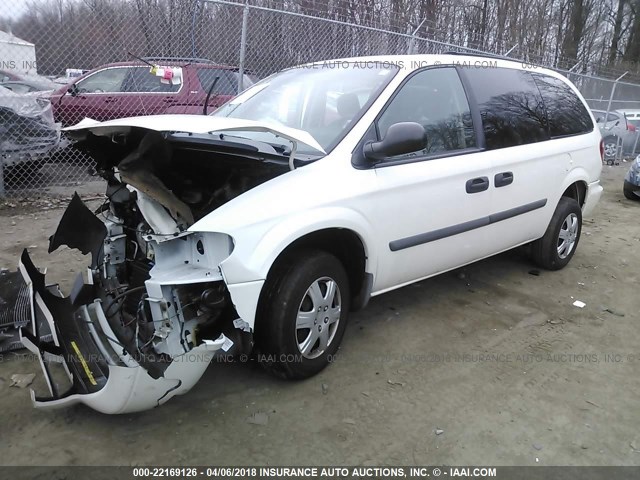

left=256, top=249, right=350, bottom=380
left=624, top=182, right=639, bottom=200
left=603, top=136, right=619, bottom=162
left=531, top=197, right=582, bottom=271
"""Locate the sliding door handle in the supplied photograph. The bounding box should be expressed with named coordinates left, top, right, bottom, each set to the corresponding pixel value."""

left=466, top=176, right=489, bottom=194
left=495, top=171, right=514, bottom=187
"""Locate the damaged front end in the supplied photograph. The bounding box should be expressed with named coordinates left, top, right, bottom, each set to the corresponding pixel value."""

left=17, top=123, right=291, bottom=413
left=19, top=193, right=250, bottom=413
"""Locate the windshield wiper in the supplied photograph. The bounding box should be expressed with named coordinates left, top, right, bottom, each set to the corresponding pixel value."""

left=203, top=77, right=220, bottom=115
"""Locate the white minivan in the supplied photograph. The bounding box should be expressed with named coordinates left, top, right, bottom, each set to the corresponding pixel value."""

left=18, top=55, right=603, bottom=413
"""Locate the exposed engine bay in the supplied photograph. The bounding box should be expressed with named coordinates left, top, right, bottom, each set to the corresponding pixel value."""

left=18, top=125, right=295, bottom=413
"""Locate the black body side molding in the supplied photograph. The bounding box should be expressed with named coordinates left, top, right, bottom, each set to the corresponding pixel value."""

left=389, top=199, right=547, bottom=251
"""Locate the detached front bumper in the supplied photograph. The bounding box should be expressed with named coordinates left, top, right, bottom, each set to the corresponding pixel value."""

left=18, top=249, right=226, bottom=414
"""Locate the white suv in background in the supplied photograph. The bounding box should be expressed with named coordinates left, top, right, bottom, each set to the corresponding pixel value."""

left=19, top=54, right=603, bottom=413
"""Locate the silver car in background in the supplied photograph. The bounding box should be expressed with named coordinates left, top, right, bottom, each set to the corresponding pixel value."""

left=618, top=109, right=640, bottom=133
left=592, top=109, right=638, bottom=160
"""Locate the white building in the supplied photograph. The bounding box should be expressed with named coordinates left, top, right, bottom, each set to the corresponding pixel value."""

left=0, top=30, right=37, bottom=76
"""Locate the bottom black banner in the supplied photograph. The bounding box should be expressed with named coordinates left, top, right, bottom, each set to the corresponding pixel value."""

left=1, top=466, right=639, bottom=480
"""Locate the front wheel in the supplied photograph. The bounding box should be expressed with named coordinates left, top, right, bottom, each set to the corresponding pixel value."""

left=531, top=197, right=582, bottom=270
left=256, top=249, right=350, bottom=379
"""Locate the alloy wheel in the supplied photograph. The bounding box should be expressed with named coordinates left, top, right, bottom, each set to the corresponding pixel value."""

left=295, top=276, right=342, bottom=359
left=557, top=213, right=579, bottom=259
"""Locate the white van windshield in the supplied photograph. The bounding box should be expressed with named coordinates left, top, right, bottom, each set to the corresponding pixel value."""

left=213, top=62, right=399, bottom=154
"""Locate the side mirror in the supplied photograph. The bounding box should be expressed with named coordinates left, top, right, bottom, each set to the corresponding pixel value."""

left=364, top=122, right=427, bottom=161
left=615, top=120, right=620, bottom=126
left=67, top=84, right=78, bottom=97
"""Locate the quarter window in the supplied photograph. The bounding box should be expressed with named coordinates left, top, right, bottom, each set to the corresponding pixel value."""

left=377, top=67, right=476, bottom=160
left=462, top=67, right=548, bottom=149
left=124, top=67, right=180, bottom=93
left=531, top=73, right=593, bottom=137
left=197, top=69, right=238, bottom=95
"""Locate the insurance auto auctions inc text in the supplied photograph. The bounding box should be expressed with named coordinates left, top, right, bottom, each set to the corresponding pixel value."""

left=254, top=467, right=497, bottom=477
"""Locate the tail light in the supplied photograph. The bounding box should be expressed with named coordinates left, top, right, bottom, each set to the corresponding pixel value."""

left=599, top=139, right=604, bottom=162
left=628, top=123, right=636, bottom=132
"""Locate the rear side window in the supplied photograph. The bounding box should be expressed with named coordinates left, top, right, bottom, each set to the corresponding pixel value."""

left=462, top=67, right=548, bottom=149
left=531, top=73, right=593, bottom=137
left=124, top=67, right=180, bottom=93
left=592, top=111, right=620, bottom=123
left=197, top=69, right=238, bottom=95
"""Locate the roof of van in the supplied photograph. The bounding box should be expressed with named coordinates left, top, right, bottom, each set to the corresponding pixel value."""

left=302, top=54, right=563, bottom=77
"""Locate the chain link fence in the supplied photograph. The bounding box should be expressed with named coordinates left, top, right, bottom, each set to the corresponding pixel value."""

left=1, top=0, right=640, bottom=196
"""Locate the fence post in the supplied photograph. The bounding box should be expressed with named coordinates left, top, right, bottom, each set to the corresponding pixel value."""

left=605, top=71, right=628, bottom=120
left=604, top=71, right=629, bottom=163
left=407, top=19, right=426, bottom=55
left=504, top=44, right=518, bottom=56
left=568, top=61, right=582, bottom=72
left=0, top=159, right=5, bottom=198
left=191, top=0, right=200, bottom=58
left=237, top=1, right=250, bottom=93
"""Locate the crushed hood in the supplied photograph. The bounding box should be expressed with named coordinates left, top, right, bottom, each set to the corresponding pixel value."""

left=63, top=115, right=326, bottom=154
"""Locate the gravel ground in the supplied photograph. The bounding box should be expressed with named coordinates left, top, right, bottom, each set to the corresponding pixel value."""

left=0, top=164, right=638, bottom=467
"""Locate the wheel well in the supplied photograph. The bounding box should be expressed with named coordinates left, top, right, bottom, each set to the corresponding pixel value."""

left=562, top=181, right=587, bottom=208
left=270, top=229, right=367, bottom=308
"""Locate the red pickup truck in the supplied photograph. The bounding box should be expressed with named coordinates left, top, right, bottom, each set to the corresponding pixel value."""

left=50, top=58, right=256, bottom=127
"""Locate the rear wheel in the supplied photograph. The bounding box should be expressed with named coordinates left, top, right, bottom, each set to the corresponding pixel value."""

left=531, top=197, right=582, bottom=271
left=256, top=249, right=350, bottom=379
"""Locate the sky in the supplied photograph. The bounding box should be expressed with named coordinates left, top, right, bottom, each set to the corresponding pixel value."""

left=1, top=0, right=36, bottom=21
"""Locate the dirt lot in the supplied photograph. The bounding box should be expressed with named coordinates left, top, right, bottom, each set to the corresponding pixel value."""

left=0, top=165, right=638, bottom=467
